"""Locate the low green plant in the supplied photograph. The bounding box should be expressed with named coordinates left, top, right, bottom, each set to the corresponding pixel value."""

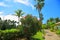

left=56, top=30, right=60, bottom=35
left=32, top=31, right=44, bottom=40
left=0, top=29, right=20, bottom=40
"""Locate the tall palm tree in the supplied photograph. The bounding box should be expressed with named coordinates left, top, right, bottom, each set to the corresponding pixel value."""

left=34, top=0, right=44, bottom=30
left=15, top=9, right=24, bottom=25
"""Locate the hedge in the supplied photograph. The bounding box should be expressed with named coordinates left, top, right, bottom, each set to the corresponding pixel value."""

left=0, top=29, right=21, bottom=40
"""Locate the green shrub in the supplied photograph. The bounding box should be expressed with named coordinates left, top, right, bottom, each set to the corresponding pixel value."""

left=32, top=31, right=44, bottom=40
left=0, top=29, right=21, bottom=40
left=20, top=14, right=42, bottom=40
left=21, top=14, right=41, bottom=35
left=50, top=29, right=54, bottom=32
left=42, top=24, right=46, bottom=29
left=56, top=30, right=60, bottom=35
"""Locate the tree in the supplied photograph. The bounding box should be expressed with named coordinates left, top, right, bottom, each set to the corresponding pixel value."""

left=47, top=20, right=49, bottom=24
left=0, top=19, right=17, bottom=30
left=14, top=9, right=24, bottom=25
left=34, top=0, right=44, bottom=31
left=0, top=18, right=3, bottom=30
left=21, top=14, right=41, bottom=35
left=55, top=17, right=60, bottom=23
left=49, top=18, right=54, bottom=22
left=46, top=17, right=56, bottom=30
left=7, top=20, right=16, bottom=29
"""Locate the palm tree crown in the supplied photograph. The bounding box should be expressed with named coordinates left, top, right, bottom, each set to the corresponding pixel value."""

left=15, top=9, right=24, bottom=18
left=15, top=9, right=24, bottom=25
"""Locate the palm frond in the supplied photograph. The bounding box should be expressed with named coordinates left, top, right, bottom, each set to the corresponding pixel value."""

left=20, top=12, right=25, bottom=16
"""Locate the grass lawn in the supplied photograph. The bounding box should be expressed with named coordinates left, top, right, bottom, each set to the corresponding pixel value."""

left=32, top=31, right=44, bottom=40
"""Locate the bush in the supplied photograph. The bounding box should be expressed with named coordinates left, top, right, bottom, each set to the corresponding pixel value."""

left=50, top=28, right=54, bottom=32
left=0, top=29, right=21, bottom=40
left=42, top=24, right=46, bottom=29
left=20, top=14, right=42, bottom=40
left=32, top=31, right=44, bottom=40
left=21, top=14, right=41, bottom=35
left=56, top=30, right=60, bottom=35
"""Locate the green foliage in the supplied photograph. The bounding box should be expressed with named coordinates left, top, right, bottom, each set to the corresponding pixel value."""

left=14, top=9, right=24, bottom=25
left=47, top=20, right=55, bottom=29
left=34, top=0, right=44, bottom=11
left=42, top=24, right=46, bottom=29
left=20, top=14, right=42, bottom=39
left=0, top=14, right=44, bottom=40
left=15, top=9, right=24, bottom=17
left=55, top=17, right=60, bottom=23
left=47, top=22, right=55, bottom=31
left=56, top=30, right=60, bottom=35
left=50, top=28, right=54, bottom=32
left=32, top=31, right=44, bottom=40
left=0, top=29, right=20, bottom=40
left=0, top=19, right=17, bottom=30
left=34, top=0, right=44, bottom=31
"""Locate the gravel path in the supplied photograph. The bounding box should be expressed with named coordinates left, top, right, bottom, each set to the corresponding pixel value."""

left=45, top=30, right=60, bottom=40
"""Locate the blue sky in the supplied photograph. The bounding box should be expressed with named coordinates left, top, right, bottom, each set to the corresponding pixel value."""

left=0, top=0, right=60, bottom=23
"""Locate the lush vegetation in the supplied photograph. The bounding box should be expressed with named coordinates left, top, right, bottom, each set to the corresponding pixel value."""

left=34, top=0, right=44, bottom=31
left=46, top=17, right=60, bottom=35
left=0, top=29, right=20, bottom=40
left=56, top=30, right=60, bottom=35
left=0, top=18, right=17, bottom=30
left=0, top=0, right=45, bottom=40
left=32, top=31, right=44, bottom=40
left=46, top=17, right=60, bottom=30
left=0, top=0, right=60, bottom=39
left=0, top=14, right=44, bottom=40
left=0, top=14, right=45, bottom=40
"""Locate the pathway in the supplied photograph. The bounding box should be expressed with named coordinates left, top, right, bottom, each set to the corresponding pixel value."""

left=45, top=30, right=60, bottom=40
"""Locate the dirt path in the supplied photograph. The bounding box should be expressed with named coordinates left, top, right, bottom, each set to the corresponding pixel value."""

left=45, top=30, right=60, bottom=40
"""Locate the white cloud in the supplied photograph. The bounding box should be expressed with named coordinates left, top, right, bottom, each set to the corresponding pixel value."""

left=0, top=2, right=8, bottom=7
left=0, top=14, right=22, bottom=25
left=0, top=12, right=3, bottom=15
left=0, top=14, right=18, bottom=21
left=4, top=15, right=18, bottom=21
left=14, top=0, right=34, bottom=9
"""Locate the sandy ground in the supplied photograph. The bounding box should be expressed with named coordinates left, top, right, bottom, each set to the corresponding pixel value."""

left=45, top=30, right=60, bottom=40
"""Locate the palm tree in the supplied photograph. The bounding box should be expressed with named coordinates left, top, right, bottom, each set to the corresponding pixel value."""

left=34, top=0, right=44, bottom=30
left=14, top=9, right=24, bottom=25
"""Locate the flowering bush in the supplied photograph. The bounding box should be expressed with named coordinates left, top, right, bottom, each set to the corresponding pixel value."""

left=21, top=14, right=41, bottom=36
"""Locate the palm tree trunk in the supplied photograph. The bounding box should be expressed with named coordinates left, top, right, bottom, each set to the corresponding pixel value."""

left=38, top=10, right=42, bottom=31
